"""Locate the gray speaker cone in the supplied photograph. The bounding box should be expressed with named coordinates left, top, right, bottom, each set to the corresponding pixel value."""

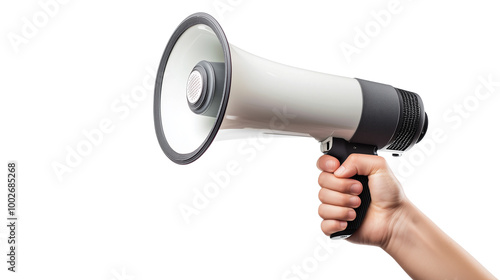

left=154, top=13, right=232, bottom=164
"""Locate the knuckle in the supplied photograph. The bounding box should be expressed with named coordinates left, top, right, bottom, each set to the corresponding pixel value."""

left=321, top=220, right=332, bottom=235
left=343, top=207, right=353, bottom=218
left=375, top=155, right=387, bottom=167
left=318, top=188, right=328, bottom=202
left=349, top=153, right=360, bottom=161
left=341, top=181, right=352, bottom=193
left=341, top=194, right=351, bottom=206
left=318, top=172, right=329, bottom=187
left=348, top=153, right=362, bottom=163
left=318, top=205, right=324, bottom=217
left=318, top=204, right=327, bottom=218
left=342, top=208, right=354, bottom=220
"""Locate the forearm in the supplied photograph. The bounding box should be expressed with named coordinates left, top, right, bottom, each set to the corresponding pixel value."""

left=383, top=199, right=496, bottom=280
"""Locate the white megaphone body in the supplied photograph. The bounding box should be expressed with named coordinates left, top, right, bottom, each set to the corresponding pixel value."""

left=154, top=13, right=428, bottom=239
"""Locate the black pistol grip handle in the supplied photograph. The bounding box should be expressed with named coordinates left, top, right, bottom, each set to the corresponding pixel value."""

left=324, top=138, right=377, bottom=240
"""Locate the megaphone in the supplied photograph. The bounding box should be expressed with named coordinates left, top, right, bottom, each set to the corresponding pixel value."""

left=154, top=12, right=428, bottom=239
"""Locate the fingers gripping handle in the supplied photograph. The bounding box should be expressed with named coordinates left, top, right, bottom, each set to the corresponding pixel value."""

left=322, top=138, right=377, bottom=240
left=330, top=174, right=371, bottom=239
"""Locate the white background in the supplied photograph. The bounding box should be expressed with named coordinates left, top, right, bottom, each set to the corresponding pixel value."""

left=1, top=0, right=499, bottom=279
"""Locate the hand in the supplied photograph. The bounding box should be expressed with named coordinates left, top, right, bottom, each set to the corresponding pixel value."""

left=317, top=154, right=496, bottom=279
left=317, top=154, right=407, bottom=247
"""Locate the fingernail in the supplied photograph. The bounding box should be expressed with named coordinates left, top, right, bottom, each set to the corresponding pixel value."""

left=350, top=184, right=362, bottom=195
left=340, top=221, right=347, bottom=229
left=325, top=160, right=334, bottom=171
left=348, top=210, right=356, bottom=220
left=334, top=165, right=345, bottom=176
left=349, top=196, right=360, bottom=207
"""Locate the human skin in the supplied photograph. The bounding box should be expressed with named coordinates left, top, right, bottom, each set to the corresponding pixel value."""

left=317, top=154, right=496, bottom=280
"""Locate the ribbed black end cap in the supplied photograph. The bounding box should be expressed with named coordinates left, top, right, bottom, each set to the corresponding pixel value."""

left=387, top=88, right=423, bottom=151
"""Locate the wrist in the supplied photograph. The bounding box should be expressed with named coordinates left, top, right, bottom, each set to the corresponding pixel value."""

left=379, top=198, right=496, bottom=279
left=381, top=197, right=419, bottom=254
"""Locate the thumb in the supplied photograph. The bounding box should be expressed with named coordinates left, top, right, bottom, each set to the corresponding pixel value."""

left=334, top=154, right=388, bottom=178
